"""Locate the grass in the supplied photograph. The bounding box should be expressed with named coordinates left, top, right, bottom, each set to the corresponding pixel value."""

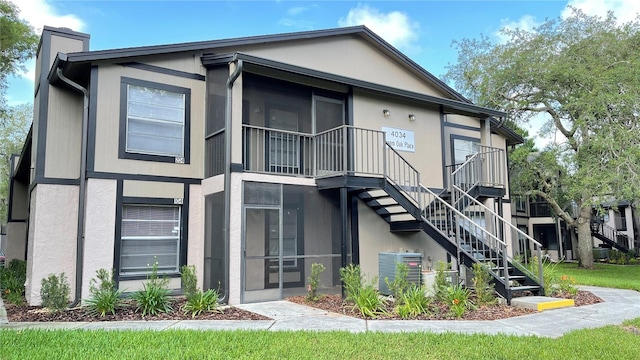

left=1, top=321, right=639, bottom=360
left=555, top=262, right=640, bottom=291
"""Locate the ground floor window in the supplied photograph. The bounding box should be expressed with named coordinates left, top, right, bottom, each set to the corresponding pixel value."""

left=119, top=204, right=181, bottom=276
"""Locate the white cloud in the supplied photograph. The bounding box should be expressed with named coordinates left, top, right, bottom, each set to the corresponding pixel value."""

left=11, top=0, right=85, bottom=33
left=338, top=5, right=419, bottom=51
left=562, top=0, right=640, bottom=24
left=495, top=15, right=542, bottom=43
left=9, top=0, right=85, bottom=81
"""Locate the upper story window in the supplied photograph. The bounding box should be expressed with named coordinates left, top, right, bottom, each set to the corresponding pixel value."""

left=120, top=77, right=191, bottom=163
left=452, top=136, right=480, bottom=165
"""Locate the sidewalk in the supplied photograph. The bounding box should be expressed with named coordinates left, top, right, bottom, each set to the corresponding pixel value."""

left=1, top=286, right=639, bottom=338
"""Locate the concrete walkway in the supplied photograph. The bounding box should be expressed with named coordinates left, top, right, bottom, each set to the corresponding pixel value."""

left=1, top=286, right=639, bottom=338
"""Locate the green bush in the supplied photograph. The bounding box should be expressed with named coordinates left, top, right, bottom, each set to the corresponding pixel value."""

left=40, top=273, right=70, bottom=313
left=444, top=285, right=473, bottom=318
left=351, top=282, right=387, bottom=318
left=339, top=264, right=363, bottom=302
left=180, top=265, right=198, bottom=300
left=182, top=289, right=221, bottom=318
left=0, top=259, right=27, bottom=305
left=471, top=262, right=496, bottom=306
left=85, top=269, right=124, bottom=317
left=395, top=285, right=431, bottom=319
left=131, top=262, right=173, bottom=316
left=433, top=261, right=451, bottom=300
left=384, top=262, right=410, bottom=305
left=307, top=263, right=326, bottom=302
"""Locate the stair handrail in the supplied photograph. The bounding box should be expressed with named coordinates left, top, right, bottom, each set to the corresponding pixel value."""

left=417, top=183, right=511, bottom=286
left=593, top=222, right=633, bottom=250
left=450, top=183, right=544, bottom=289
left=450, top=146, right=505, bottom=193
left=383, top=142, right=422, bottom=211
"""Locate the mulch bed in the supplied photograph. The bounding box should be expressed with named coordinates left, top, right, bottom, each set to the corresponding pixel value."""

left=3, top=291, right=602, bottom=323
left=286, top=290, right=603, bottom=321
left=3, top=298, right=270, bottom=322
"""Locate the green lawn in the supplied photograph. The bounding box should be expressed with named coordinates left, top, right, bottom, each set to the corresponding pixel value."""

left=1, top=321, right=639, bottom=360
left=555, top=262, right=640, bottom=291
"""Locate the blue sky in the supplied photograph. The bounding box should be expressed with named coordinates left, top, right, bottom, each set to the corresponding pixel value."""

left=7, top=0, right=639, bottom=108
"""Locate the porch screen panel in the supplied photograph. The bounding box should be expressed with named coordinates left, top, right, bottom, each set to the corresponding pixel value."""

left=120, top=205, right=180, bottom=275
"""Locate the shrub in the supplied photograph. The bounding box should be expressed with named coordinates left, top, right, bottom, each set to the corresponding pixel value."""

left=351, top=281, right=387, bottom=318
left=0, top=259, right=27, bottom=305
left=395, top=285, right=431, bottom=319
left=433, top=261, right=452, bottom=300
left=557, top=275, right=579, bottom=297
left=131, top=262, right=173, bottom=316
left=182, top=289, right=221, bottom=318
left=471, top=262, right=496, bottom=306
left=180, top=265, right=198, bottom=300
left=40, top=273, right=70, bottom=313
left=384, top=262, right=410, bottom=305
left=528, top=256, right=558, bottom=296
left=307, top=263, right=326, bottom=302
left=85, top=269, right=124, bottom=317
left=444, top=285, right=473, bottom=318
left=339, top=264, right=363, bottom=302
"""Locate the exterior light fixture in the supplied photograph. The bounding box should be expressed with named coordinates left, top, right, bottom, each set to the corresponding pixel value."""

left=408, top=114, right=416, bottom=122
left=383, top=109, right=391, bottom=117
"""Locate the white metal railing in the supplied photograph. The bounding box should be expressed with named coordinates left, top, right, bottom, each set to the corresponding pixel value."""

left=450, top=145, right=505, bottom=193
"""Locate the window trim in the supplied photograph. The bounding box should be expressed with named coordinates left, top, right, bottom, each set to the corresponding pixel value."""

left=450, top=134, right=481, bottom=166
left=119, top=77, right=191, bottom=164
left=115, top=196, right=186, bottom=281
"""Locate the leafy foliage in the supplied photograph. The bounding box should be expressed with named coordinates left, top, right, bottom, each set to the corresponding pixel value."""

left=306, top=263, right=325, bottom=302
left=131, top=262, right=172, bottom=316
left=339, top=264, right=363, bottom=302
left=0, top=259, right=26, bottom=305
left=40, top=273, right=70, bottom=313
left=182, top=289, right=221, bottom=318
left=471, top=263, right=497, bottom=306
left=433, top=261, right=452, bottom=300
left=395, top=285, right=432, bottom=319
left=85, top=269, right=124, bottom=317
left=384, top=262, right=410, bottom=305
left=443, top=285, right=474, bottom=318
left=180, top=265, right=198, bottom=300
left=444, top=9, right=640, bottom=268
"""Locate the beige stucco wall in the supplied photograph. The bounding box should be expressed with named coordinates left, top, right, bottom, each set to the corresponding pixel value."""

left=92, top=62, right=205, bottom=178
left=357, top=200, right=447, bottom=286
left=44, top=85, right=82, bottom=179
left=231, top=36, right=448, bottom=98
left=352, top=91, right=444, bottom=189
left=25, top=184, right=79, bottom=305
left=122, top=180, right=184, bottom=199
left=9, top=181, right=29, bottom=220
left=228, top=172, right=243, bottom=304
left=201, top=174, right=224, bottom=195
left=81, top=178, right=117, bottom=301
left=4, top=222, right=27, bottom=262
left=187, top=184, right=205, bottom=289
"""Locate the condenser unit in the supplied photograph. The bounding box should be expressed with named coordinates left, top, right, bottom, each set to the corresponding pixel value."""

left=378, top=252, right=422, bottom=295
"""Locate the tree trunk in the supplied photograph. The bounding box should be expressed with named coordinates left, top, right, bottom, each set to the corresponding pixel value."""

left=576, top=204, right=594, bottom=269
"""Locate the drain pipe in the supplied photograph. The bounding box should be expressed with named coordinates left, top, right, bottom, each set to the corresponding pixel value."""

left=221, top=56, right=243, bottom=302
left=55, top=67, right=89, bottom=307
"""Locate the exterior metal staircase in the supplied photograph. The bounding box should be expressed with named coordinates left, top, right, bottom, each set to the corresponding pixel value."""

left=314, top=126, right=544, bottom=303
left=591, top=223, right=635, bottom=253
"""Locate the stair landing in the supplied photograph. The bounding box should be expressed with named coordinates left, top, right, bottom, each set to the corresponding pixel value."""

left=511, top=296, right=575, bottom=311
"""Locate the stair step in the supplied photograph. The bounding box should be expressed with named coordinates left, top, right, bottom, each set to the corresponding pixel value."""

left=510, top=285, right=541, bottom=292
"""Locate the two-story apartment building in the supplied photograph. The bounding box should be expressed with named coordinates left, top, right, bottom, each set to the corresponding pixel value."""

left=5, top=26, right=544, bottom=306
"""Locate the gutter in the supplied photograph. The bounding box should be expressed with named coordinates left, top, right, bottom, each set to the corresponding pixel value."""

left=52, top=63, right=89, bottom=307
left=221, top=55, right=243, bottom=302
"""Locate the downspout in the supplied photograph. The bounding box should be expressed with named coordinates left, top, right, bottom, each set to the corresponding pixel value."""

left=55, top=68, right=89, bottom=307
left=222, top=56, right=243, bottom=302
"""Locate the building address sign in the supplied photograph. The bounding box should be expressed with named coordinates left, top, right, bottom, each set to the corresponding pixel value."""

left=381, top=126, right=415, bottom=153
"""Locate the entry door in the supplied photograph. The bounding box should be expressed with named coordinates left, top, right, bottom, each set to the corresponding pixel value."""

left=243, top=207, right=281, bottom=302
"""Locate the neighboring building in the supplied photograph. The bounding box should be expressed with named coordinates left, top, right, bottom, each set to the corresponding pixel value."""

left=6, top=26, right=543, bottom=306
left=511, top=195, right=638, bottom=261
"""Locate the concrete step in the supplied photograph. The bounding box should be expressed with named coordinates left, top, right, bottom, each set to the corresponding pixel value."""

left=511, top=296, right=575, bottom=311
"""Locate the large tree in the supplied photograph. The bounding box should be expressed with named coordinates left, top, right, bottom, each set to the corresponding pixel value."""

left=444, top=9, right=640, bottom=268
left=0, top=0, right=38, bottom=114
left=0, top=103, right=31, bottom=223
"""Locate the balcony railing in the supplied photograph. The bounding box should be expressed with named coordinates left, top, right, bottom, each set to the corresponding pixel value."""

left=242, top=125, right=314, bottom=176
